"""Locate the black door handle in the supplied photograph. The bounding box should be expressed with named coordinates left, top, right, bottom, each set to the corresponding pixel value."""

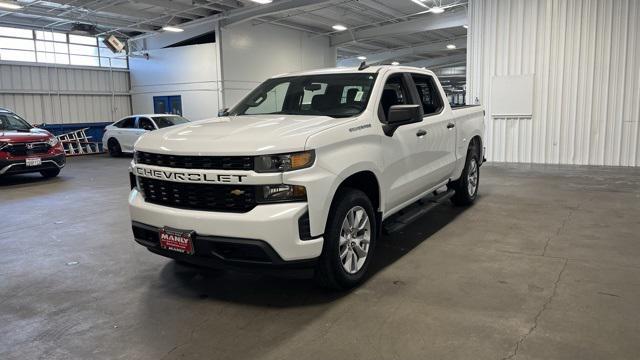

left=447, top=123, right=455, bottom=129
left=416, top=129, right=427, bottom=137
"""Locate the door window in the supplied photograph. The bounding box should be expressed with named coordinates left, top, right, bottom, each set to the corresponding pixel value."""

left=379, top=74, right=414, bottom=122
left=115, top=117, right=135, bottom=128
left=138, top=117, right=155, bottom=130
left=410, top=74, right=444, bottom=116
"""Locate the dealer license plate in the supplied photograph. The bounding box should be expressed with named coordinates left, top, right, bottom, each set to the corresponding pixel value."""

left=159, top=228, right=195, bottom=255
left=25, top=158, right=42, bottom=167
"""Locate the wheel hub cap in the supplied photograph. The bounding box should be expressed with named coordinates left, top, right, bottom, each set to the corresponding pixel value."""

left=339, top=206, right=371, bottom=274
left=468, top=158, right=478, bottom=196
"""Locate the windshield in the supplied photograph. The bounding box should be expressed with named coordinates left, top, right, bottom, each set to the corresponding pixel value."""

left=152, top=116, right=190, bottom=129
left=229, top=73, right=377, bottom=118
left=0, top=113, right=32, bottom=131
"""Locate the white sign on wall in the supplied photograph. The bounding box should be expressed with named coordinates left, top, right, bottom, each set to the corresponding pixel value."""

left=490, top=75, right=534, bottom=117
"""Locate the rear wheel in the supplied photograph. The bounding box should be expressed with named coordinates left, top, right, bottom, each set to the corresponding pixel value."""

left=315, top=188, right=377, bottom=290
left=449, top=143, right=480, bottom=206
left=40, top=168, right=60, bottom=178
left=107, top=138, right=122, bottom=157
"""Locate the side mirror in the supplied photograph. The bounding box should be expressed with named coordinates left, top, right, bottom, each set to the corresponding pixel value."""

left=387, top=105, right=422, bottom=125
left=383, top=104, right=422, bottom=136
left=218, top=108, right=229, bottom=117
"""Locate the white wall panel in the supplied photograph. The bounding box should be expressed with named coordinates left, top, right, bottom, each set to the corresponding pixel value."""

left=129, top=43, right=220, bottom=121
left=0, top=62, right=131, bottom=124
left=468, top=0, right=640, bottom=166
left=220, top=21, right=336, bottom=107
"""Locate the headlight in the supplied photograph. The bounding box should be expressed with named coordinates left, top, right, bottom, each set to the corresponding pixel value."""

left=256, top=184, right=307, bottom=203
left=254, top=150, right=315, bottom=172
left=47, top=137, right=59, bottom=147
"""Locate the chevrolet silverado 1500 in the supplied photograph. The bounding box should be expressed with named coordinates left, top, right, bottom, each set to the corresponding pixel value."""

left=128, top=65, right=484, bottom=289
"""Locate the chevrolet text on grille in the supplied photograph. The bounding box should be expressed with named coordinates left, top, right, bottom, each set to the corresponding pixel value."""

left=135, top=167, right=247, bottom=183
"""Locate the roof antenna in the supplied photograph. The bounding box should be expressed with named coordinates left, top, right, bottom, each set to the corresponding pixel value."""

left=358, top=61, right=369, bottom=71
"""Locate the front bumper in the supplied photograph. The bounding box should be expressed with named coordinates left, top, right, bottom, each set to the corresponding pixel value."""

left=128, top=189, right=324, bottom=266
left=0, top=154, right=65, bottom=175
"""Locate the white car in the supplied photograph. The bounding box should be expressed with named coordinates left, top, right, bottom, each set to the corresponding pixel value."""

left=128, top=66, right=485, bottom=289
left=102, top=114, right=189, bottom=157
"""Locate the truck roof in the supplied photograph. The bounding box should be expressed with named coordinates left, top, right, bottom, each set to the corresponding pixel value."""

left=272, top=65, right=436, bottom=78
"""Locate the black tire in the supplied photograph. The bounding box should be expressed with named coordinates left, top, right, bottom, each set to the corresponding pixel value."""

left=40, top=168, right=60, bottom=178
left=107, top=138, right=122, bottom=157
left=315, top=188, right=377, bottom=290
left=449, top=142, right=480, bottom=206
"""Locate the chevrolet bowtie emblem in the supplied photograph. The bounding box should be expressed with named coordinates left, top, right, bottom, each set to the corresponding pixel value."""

left=230, top=189, right=245, bottom=196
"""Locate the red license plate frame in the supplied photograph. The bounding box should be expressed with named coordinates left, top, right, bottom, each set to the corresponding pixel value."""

left=159, top=227, right=195, bottom=255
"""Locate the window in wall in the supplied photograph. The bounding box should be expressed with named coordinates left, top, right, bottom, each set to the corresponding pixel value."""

left=0, top=26, right=33, bottom=38
left=98, top=37, right=128, bottom=69
left=0, top=35, right=36, bottom=62
left=0, top=26, right=127, bottom=69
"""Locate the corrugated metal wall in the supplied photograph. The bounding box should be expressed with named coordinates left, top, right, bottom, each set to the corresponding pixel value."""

left=468, top=0, right=640, bottom=166
left=0, top=62, right=131, bottom=124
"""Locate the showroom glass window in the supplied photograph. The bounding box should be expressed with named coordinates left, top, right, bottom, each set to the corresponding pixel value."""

left=230, top=73, right=377, bottom=118
left=0, top=26, right=127, bottom=69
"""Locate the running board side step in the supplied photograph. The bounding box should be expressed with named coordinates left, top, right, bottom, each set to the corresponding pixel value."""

left=382, top=189, right=455, bottom=234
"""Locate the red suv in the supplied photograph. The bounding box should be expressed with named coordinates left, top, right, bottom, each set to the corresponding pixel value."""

left=0, top=108, right=65, bottom=178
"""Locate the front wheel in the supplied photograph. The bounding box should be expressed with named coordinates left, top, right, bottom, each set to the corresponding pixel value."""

left=315, top=188, right=377, bottom=290
left=449, top=143, right=480, bottom=206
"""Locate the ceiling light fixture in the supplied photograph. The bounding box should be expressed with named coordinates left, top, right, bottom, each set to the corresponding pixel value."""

left=446, top=44, right=457, bottom=49
left=357, top=56, right=367, bottom=60
left=251, top=0, right=273, bottom=4
left=0, top=1, right=22, bottom=10
left=162, top=26, right=184, bottom=32
left=332, top=24, right=347, bottom=31
left=410, top=0, right=445, bottom=13
left=391, top=61, right=399, bottom=66
left=463, top=24, right=469, bottom=29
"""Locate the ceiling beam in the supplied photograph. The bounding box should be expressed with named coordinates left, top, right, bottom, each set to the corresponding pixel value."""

left=330, top=10, right=466, bottom=46
left=220, top=0, right=333, bottom=27
left=133, top=0, right=211, bottom=17
left=0, top=14, right=157, bottom=33
left=401, top=53, right=467, bottom=69
left=356, top=0, right=408, bottom=19
left=339, top=37, right=467, bottom=66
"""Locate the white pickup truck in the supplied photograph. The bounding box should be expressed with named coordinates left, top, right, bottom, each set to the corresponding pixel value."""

left=128, top=65, right=484, bottom=289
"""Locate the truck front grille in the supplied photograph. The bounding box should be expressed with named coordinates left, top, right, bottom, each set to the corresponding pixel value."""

left=5, top=142, right=50, bottom=156
left=138, top=177, right=256, bottom=213
left=136, top=151, right=254, bottom=171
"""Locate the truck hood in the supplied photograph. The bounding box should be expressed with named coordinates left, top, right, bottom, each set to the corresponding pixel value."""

left=0, top=128, right=52, bottom=143
left=134, top=114, right=354, bottom=155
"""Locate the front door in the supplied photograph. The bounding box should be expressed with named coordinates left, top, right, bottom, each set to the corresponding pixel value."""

left=379, top=73, right=432, bottom=211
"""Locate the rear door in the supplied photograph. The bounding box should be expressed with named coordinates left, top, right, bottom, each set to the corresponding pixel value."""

left=116, top=117, right=138, bottom=152
left=409, top=73, right=456, bottom=187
